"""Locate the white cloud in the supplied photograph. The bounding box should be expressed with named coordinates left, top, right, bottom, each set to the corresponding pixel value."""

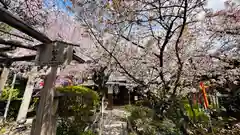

left=206, top=0, right=226, bottom=11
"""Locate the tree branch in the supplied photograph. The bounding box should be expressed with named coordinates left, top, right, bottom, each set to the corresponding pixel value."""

left=79, top=16, right=146, bottom=86
left=0, top=0, right=8, bottom=9
left=172, top=0, right=188, bottom=97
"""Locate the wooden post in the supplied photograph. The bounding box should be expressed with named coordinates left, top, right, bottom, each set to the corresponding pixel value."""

left=126, top=85, right=133, bottom=105
left=128, top=88, right=131, bottom=105
left=16, top=67, right=37, bottom=122
left=32, top=66, right=58, bottom=135
left=51, top=98, right=59, bottom=135
left=51, top=67, right=61, bottom=135
left=31, top=42, right=71, bottom=135
left=0, top=66, right=10, bottom=96
left=3, top=73, right=17, bottom=120
left=99, top=95, right=105, bottom=135
left=107, top=84, right=113, bottom=110
left=215, top=92, right=219, bottom=109
left=210, top=95, right=215, bottom=108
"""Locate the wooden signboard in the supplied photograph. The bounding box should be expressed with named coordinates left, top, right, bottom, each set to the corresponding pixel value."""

left=35, top=42, right=65, bottom=66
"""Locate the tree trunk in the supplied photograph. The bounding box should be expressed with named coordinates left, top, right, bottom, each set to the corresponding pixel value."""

left=107, top=84, right=113, bottom=110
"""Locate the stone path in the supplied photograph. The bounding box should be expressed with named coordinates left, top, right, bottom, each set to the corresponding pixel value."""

left=1, top=108, right=128, bottom=135
left=101, top=109, right=128, bottom=135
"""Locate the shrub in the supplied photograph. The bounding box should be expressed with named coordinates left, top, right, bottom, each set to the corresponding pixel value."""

left=56, top=85, right=99, bottom=135
left=182, top=99, right=209, bottom=124
left=124, top=105, right=182, bottom=135
left=0, top=87, right=21, bottom=101
left=0, top=87, right=22, bottom=119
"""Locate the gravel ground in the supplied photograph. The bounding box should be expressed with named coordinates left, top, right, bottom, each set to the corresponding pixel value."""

left=1, top=123, right=31, bottom=135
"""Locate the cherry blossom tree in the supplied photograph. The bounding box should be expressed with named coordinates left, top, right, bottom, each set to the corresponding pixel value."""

left=199, top=0, right=240, bottom=95
left=2, top=0, right=238, bottom=98
left=67, top=0, right=208, bottom=96
left=1, top=0, right=240, bottom=134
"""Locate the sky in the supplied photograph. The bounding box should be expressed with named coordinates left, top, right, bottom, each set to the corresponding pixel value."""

left=207, top=0, right=226, bottom=11
left=50, top=0, right=230, bottom=33
left=51, top=0, right=229, bottom=35
left=43, top=0, right=72, bottom=12
left=55, top=0, right=228, bottom=13
left=206, top=0, right=240, bottom=10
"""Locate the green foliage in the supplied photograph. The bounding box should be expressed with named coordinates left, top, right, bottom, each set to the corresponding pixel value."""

left=125, top=105, right=153, bottom=119
left=124, top=105, right=182, bottom=135
left=56, top=85, right=99, bottom=135
left=0, top=127, right=6, bottom=134
left=57, top=85, right=99, bottom=108
left=7, top=100, right=22, bottom=119
left=135, top=99, right=151, bottom=107
left=0, top=79, right=29, bottom=119
left=0, top=87, right=22, bottom=120
left=183, top=102, right=209, bottom=123
left=181, top=97, right=240, bottom=134
left=79, top=130, right=96, bottom=135
left=124, top=105, right=156, bottom=135
left=0, top=87, right=21, bottom=101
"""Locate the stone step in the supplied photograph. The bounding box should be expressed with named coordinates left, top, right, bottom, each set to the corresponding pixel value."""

left=104, top=122, right=127, bottom=128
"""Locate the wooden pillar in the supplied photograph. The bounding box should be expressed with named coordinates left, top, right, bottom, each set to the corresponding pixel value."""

left=0, top=66, right=10, bottom=96
left=125, top=85, right=133, bottom=105
left=215, top=92, right=219, bottom=109
left=107, top=84, right=113, bottom=110
left=211, top=95, right=216, bottom=108
left=128, top=87, right=131, bottom=105
left=51, top=67, right=61, bottom=135
left=51, top=97, right=59, bottom=135
left=32, top=66, right=58, bottom=135
left=16, top=67, right=37, bottom=122
left=31, top=42, right=69, bottom=135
